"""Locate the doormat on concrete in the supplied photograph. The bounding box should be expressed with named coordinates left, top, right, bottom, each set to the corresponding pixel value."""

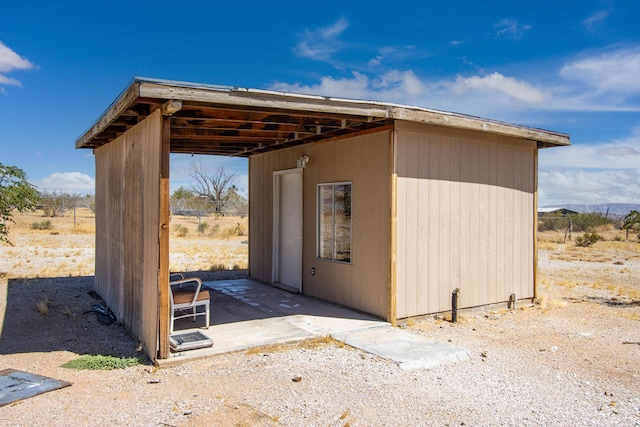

left=170, top=331, right=213, bottom=352
left=0, top=369, right=71, bottom=407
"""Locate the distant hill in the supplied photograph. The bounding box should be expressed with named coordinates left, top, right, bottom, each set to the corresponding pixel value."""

left=540, top=203, right=640, bottom=218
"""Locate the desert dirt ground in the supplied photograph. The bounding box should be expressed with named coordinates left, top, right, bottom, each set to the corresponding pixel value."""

left=0, top=211, right=639, bottom=426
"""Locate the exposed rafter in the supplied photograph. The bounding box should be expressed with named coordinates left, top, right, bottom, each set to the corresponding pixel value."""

left=75, top=78, right=570, bottom=154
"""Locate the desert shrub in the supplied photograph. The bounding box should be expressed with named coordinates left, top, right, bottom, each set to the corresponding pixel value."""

left=538, top=216, right=568, bottom=232
left=40, top=192, right=82, bottom=217
left=208, top=224, right=221, bottom=237
left=31, top=220, right=52, bottom=230
left=575, top=232, right=603, bottom=247
left=41, top=205, right=60, bottom=217
left=62, top=355, right=142, bottom=370
left=37, top=296, right=49, bottom=315
left=236, top=223, right=247, bottom=236
left=198, top=222, right=208, bottom=234
left=221, top=223, right=246, bottom=238
left=570, top=213, right=614, bottom=232
left=614, top=235, right=623, bottom=241
left=174, top=224, right=188, bottom=237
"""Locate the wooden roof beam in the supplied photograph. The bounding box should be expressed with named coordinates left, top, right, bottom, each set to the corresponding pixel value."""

left=173, top=108, right=354, bottom=129
left=162, top=99, right=183, bottom=116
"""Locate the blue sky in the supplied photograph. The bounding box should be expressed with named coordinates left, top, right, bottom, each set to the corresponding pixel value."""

left=1, top=0, right=638, bottom=206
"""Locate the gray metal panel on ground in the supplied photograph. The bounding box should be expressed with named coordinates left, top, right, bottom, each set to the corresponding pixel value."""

left=0, top=369, right=71, bottom=407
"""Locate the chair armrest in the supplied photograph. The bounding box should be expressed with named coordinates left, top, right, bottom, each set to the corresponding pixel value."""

left=169, top=272, right=185, bottom=282
left=169, top=277, right=203, bottom=305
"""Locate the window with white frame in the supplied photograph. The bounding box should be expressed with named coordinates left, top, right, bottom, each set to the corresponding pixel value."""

left=318, top=182, right=351, bottom=263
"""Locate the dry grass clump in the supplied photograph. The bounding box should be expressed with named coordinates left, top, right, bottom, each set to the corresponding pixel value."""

left=620, top=312, right=640, bottom=321
left=207, top=262, right=247, bottom=271
left=538, top=229, right=640, bottom=245
left=171, top=214, right=247, bottom=236
left=244, top=336, right=342, bottom=355
left=37, top=295, right=50, bottom=315
left=218, top=223, right=246, bottom=239
left=536, top=294, right=567, bottom=313
left=2, top=210, right=249, bottom=279
left=72, top=223, right=96, bottom=234
left=537, top=240, right=562, bottom=250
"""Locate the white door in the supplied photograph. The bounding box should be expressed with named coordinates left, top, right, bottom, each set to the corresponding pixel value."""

left=273, top=169, right=303, bottom=292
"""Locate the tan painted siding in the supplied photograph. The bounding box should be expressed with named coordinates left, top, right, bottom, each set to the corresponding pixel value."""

left=250, top=130, right=391, bottom=318
left=395, top=121, right=535, bottom=318
left=94, top=110, right=162, bottom=359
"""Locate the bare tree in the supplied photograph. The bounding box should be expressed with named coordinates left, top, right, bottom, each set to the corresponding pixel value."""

left=40, top=191, right=82, bottom=217
left=188, top=161, right=236, bottom=214
left=224, top=185, right=249, bottom=217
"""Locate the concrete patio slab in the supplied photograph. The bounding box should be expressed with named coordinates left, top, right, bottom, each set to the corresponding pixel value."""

left=333, top=327, right=471, bottom=370
left=161, top=279, right=469, bottom=370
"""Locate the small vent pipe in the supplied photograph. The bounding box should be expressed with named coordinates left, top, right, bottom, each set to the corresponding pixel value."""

left=451, top=288, right=460, bottom=323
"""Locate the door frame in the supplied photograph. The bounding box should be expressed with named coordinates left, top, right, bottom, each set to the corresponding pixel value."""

left=272, top=167, right=303, bottom=292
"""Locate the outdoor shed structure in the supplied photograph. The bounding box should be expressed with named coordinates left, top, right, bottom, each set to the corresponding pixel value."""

left=76, top=77, right=570, bottom=362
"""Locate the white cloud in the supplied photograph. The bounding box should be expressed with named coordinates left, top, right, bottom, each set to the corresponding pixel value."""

left=538, top=128, right=640, bottom=205
left=0, top=74, right=21, bottom=87
left=449, top=72, right=551, bottom=105
left=38, top=172, right=95, bottom=194
left=271, top=70, right=428, bottom=104
left=271, top=71, right=372, bottom=99
left=0, top=41, right=35, bottom=89
left=283, top=43, right=640, bottom=115
left=539, top=143, right=640, bottom=171
left=538, top=167, right=639, bottom=205
left=374, top=70, right=427, bottom=102
left=560, top=46, right=640, bottom=96
left=273, top=45, right=640, bottom=118
left=294, top=18, right=349, bottom=61
left=320, top=17, right=348, bottom=39
left=273, top=68, right=554, bottom=118
left=367, top=46, right=419, bottom=68
left=368, top=47, right=396, bottom=66
left=0, top=42, right=33, bottom=73
left=582, top=8, right=611, bottom=32
left=494, top=18, right=532, bottom=39
left=596, top=145, right=640, bottom=157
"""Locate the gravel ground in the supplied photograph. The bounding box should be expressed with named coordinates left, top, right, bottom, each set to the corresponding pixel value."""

left=0, top=245, right=639, bottom=426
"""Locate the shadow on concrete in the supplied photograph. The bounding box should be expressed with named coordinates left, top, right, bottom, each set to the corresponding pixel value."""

left=1, top=274, right=391, bottom=367
left=171, top=278, right=385, bottom=332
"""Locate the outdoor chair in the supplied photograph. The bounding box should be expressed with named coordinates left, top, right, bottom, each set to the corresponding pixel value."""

left=169, top=274, right=210, bottom=334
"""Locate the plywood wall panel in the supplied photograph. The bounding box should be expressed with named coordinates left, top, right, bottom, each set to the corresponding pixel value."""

left=94, top=110, right=162, bottom=360
left=395, top=121, right=536, bottom=317
left=249, top=130, right=391, bottom=318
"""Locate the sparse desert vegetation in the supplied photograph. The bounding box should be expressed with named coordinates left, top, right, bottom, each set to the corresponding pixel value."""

left=0, top=208, right=248, bottom=279
left=0, top=213, right=638, bottom=425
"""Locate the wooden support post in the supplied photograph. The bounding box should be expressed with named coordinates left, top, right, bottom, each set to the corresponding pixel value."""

left=388, top=127, right=397, bottom=325
left=157, top=117, right=171, bottom=360
left=533, top=149, right=538, bottom=302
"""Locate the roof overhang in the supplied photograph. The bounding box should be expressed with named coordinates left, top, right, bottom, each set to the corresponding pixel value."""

left=75, top=77, right=570, bottom=156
